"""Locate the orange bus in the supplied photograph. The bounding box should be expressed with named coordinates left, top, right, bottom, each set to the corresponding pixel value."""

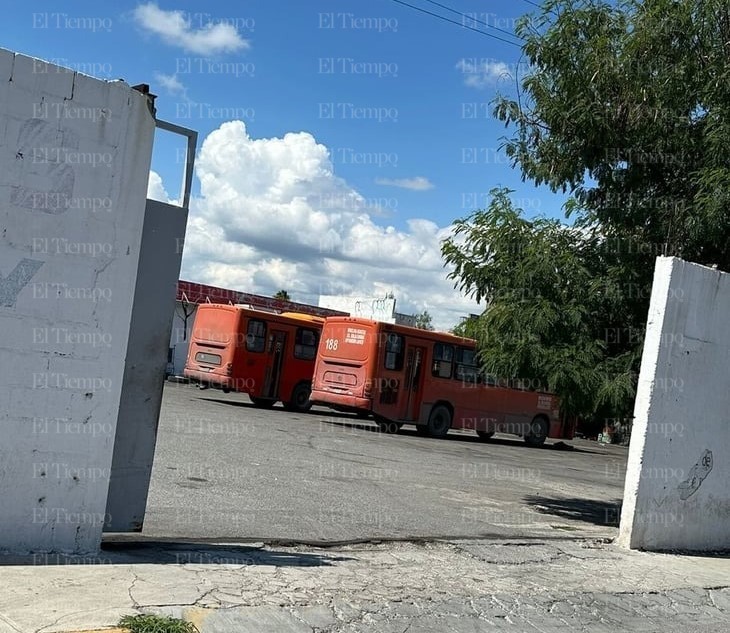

left=184, top=304, right=323, bottom=412
left=310, top=317, right=574, bottom=446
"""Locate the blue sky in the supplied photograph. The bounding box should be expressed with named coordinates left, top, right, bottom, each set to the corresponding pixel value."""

left=3, top=0, right=568, bottom=328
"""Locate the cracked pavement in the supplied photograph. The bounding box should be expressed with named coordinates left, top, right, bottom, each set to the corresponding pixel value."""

left=0, top=538, right=728, bottom=632
left=1, top=386, right=728, bottom=631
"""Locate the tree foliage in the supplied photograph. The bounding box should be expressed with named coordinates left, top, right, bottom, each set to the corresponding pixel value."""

left=495, top=0, right=730, bottom=270
left=274, top=289, right=291, bottom=301
left=442, top=189, right=639, bottom=418
left=443, top=0, right=730, bottom=420
left=414, top=310, right=434, bottom=331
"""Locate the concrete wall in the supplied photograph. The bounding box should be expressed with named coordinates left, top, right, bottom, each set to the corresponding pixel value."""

left=105, top=200, right=188, bottom=532
left=0, top=50, right=155, bottom=552
left=168, top=300, right=197, bottom=376
left=619, top=256, right=730, bottom=551
left=319, top=295, right=397, bottom=323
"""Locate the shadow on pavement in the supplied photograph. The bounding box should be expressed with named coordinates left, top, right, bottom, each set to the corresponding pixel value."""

left=0, top=540, right=352, bottom=567
left=317, top=419, right=603, bottom=453
left=524, top=496, right=623, bottom=526
left=199, top=397, right=362, bottom=420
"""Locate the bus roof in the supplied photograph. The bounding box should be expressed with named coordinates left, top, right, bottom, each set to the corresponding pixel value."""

left=196, top=304, right=324, bottom=327
left=279, top=312, right=325, bottom=324
left=322, top=316, right=475, bottom=346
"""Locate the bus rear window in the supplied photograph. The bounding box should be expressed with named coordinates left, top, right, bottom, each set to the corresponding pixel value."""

left=320, top=324, right=372, bottom=361
left=246, top=319, right=266, bottom=353
left=384, top=333, right=404, bottom=371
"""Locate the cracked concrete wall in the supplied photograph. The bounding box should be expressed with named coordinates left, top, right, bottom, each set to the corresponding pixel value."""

left=619, top=256, right=730, bottom=551
left=0, top=49, right=155, bottom=552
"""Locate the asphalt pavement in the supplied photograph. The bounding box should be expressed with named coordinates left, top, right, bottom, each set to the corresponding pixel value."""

left=142, top=381, right=628, bottom=542
left=1, top=382, right=728, bottom=633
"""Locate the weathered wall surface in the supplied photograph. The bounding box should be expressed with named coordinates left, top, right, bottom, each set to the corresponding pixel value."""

left=0, top=50, right=154, bottom=552
left=619, top=256, right=730, bottom=551
left=105, top=200, right=188, bottom=532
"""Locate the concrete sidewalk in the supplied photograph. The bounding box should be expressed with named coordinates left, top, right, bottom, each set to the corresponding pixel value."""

left=0, top=537, right=728, bottom=632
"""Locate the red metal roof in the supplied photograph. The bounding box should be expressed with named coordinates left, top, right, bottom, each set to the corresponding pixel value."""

left=176, top=280, right=346, bottom=318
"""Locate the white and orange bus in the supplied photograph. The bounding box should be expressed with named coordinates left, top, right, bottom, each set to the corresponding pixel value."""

left=310, top=317, right=574, bottom=445
left=184, top=304, right=323, bottom=412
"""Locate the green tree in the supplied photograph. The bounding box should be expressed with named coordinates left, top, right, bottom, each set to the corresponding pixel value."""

left=443, top=0, right=730, bottom=419
left=494, top=0, right=730, bottom=271
left=442, top=189, right=638, bottom=418
left=414, top=310, right=434, bottom=331
left=451, top=315, right=480, bottom=339
left=274, top=289, right=291, bottom=301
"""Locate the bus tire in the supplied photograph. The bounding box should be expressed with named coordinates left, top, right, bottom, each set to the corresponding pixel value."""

left=250, top=396, right=275, bottom=408
left=427, top=404, right=452, bottom=438
left=525, top=416, right=549, bottom=447
left=476, top=430, right=494, bottom=441
left=284, top=382, right=312, bottom=413
left=376, top=418, right=402, bottom=434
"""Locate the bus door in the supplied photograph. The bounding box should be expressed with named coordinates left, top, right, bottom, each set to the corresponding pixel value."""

left=263, top=330, right=287, bottom=399
left=399, top=346, right=426, bottom=421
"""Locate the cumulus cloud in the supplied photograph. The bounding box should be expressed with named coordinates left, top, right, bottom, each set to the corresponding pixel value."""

left=375, top=176, right=434, bottom=191
left=147, top=170, right=170, bottom=202
left=133, top=3, right=249, bottom=55
left=175, top=122, right=477, bottom=330
left=456, top=58, right=518, bottom=89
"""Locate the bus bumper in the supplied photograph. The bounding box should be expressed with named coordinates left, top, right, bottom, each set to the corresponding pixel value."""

left=310, top=389, right=371, bottom=411
left=184, top=369, right=235, bottom=390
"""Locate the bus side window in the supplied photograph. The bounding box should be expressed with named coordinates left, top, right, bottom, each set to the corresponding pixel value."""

left=295, top=327, right=318, bottom=360
left=432, top=343, right=454, bottom=379
left=246, top=319, right=266, bottom=353
left=455, top=347, right=479, bottom=384
left=384, top=333, right=404, bottom=371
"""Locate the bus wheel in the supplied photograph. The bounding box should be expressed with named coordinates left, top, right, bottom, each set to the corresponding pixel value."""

left=250, top=396, right=275, bottom=408
left=476, top=431, right=494, bottom=441
left=427, top=405, right=452, bottom=438
left=376, top=419, right=402, bottom=434
left=525, top=416, right=549, bottom=447
left=284, top=383, right=312, bottom=413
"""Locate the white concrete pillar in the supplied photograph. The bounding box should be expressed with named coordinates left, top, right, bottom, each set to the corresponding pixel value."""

left=619, top=256, right=730, bottom=551
left=0, top=50, right=155, bottom=553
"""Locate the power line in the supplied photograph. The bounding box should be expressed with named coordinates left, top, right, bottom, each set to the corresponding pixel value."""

left=421, top=0, right=523, bottom=41
left=388, top=0, right=523, bottom=47
left=522, top=0, right=543, bottom=8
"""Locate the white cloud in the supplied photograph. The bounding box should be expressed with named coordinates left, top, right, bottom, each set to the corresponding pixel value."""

left=133, top=3, right=249, bottom=55
left=147, top=170, right=170, bottom=202
left=175, top=121, right=477, bottom=330
left=154, top=72, right=186, bottom=96
left=456, top=58, right=517, bottom=89
left=375, top=177, right=434, bottom=191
